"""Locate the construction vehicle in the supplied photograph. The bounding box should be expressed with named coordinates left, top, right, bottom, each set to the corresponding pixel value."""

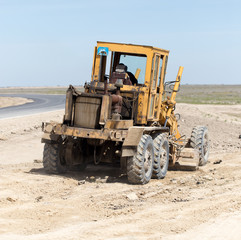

left=41, top=41, right=209, bottom=184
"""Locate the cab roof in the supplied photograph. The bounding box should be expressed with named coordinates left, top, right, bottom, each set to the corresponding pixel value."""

left=97, top=41, right=169, bottom=56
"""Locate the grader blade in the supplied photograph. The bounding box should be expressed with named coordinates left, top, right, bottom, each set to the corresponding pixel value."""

left=169, top=148, right=199, bottom=171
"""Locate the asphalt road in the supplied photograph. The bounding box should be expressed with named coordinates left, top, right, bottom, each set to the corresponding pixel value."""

left=0, top=94, right=65, bottom=119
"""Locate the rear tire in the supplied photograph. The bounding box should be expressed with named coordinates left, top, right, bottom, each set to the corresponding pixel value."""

left=43, top=143, right=67, bottom=174
left=127, top=134, right=154, bottom=184
left=190, top=126, right=209, bottom=166
left=152, top=133, right=169, bottom=179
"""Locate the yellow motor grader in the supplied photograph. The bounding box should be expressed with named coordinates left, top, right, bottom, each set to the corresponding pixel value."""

left=42, top=41, right=209, bottom=184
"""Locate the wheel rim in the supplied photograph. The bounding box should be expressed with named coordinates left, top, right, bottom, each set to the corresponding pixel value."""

left=144, top=144, right=153, bottom=176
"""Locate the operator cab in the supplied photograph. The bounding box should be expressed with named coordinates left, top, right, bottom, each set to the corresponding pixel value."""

left=86, top=41, right=170, bottom=124
left=92, top=47, right=147, bottom=87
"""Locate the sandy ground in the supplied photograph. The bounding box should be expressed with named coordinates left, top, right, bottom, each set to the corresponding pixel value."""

left=0, top=97, right=33, bottom=108
left=0, top=104, right=241, bottom=240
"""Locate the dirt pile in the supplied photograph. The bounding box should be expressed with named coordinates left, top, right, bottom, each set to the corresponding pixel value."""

left=177, top=104, right=241, bottom=153
left=0, top=104, right=240, bottom=239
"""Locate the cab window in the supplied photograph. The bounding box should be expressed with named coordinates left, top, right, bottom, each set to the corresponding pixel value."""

left=112, top=53, right=147, bottom=84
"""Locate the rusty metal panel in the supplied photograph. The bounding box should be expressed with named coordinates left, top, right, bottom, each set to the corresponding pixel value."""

left=50, top=123, right=128, bottom=142
left=64, top=88, right=73, bottom=123
left=99, top=95, right=111, bottom=125
left=122, top=147, right=136, bottom=157
left=136, top=90, right=149, bottom=125
left=55, top=124, right=108, bottom=139
left=74, top=96, right=101, bottom=129
left=104, top=120, right=133, bottom=129
left=122, top=127, right=144, bottom=147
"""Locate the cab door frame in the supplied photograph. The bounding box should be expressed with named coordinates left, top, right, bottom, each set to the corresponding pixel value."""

left=147, top=53, right=161, bottom=121
left=156, top=55, right=168, bottom=119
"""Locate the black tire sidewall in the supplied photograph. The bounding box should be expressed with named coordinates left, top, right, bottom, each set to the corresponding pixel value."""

left=127, top=134, right=154, bottom=184
left=191, top=126, right=209, bottom=166
left=141, top=135, right=154, bottom=182
left=153, top=134, right=169, bottom=179
left=43, top=143, right=67, bottom=174
left=160, top=138, right=169, bottom=177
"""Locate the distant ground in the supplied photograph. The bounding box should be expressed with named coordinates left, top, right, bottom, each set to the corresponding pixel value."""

left=0, top=86, right=68, bottom=95
left=175, top=84, right=241, bottom=105
left=0, top=85, right=240, bottom=105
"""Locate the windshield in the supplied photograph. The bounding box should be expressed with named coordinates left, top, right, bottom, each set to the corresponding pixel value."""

left=118, top=54, right=147, bottom=84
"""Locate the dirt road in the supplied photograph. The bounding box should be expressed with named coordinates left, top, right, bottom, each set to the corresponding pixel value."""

left=0, top=94, right=65, bottom=119
left=0, top=97, right=33, bottom=108
left=0, top=104, right=240, bottom=240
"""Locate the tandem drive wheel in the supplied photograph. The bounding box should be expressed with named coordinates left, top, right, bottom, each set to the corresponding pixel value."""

left=152, top=133, right=169, bottom=179
left=43, top=143, right=67, bottom=174
left=127, top=134, right=154, bottom=184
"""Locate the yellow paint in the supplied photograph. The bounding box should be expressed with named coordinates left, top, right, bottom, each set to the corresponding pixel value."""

left=42, top=42, right=189, bottom=165
left=91, top=42, right=184, bottom=145
left=91, top=41, right=170, bottom=125
left=135, top=68, right=141, bottom=80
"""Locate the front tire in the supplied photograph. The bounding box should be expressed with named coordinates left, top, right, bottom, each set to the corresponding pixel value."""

left=127, top=134, right=154, bottom=184
left=190, top=126, right=209, bottom=166
left=43, top=143, right=67, bottom=174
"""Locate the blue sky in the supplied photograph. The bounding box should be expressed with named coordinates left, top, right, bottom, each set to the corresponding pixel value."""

left=0, top=0, right=240, bottom=86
